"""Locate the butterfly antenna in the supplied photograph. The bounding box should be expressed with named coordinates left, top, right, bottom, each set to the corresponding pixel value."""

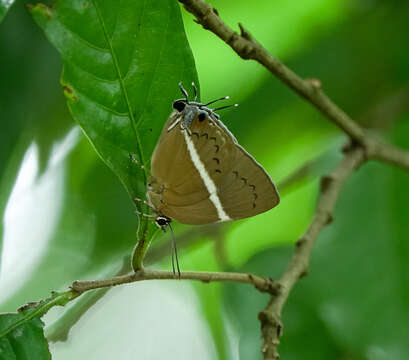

left=178, top=82, right=189, bottom=103
left=168, top=223, right=181, bottom=278
left=213, top=103, right=239, bottom=111
left=204, top=95, right=230, bottom=107
left=192, top=82, right=198, bottom=101
left=160, top=225, right=175, bottom=275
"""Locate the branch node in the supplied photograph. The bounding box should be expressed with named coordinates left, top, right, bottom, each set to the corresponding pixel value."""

left=249, top=274, right=281, bottom=295
left=295, top=236, right=307, bottom=248
left=320, top=175, right=334, bottom=193
left=341, top=138, right=355, bottom=153
left=238, top=22, right=253, bottom=41
left=299, top=267, right=309, bottom=279
left=306, top=77, right=322, bottom=89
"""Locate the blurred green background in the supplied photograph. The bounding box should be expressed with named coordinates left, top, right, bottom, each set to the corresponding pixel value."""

left=1, top=0, right=409, bottom=359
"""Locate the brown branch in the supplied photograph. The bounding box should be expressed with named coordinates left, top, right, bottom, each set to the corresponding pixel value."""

left=178, top=0, right=409, bottom=170
left=72, top=269, right=279, bottom=295
left=178, top=0, right=366, bottom=143
left=366, top=139, right=409, bottom=172
left=259, top=146, right=365, bottom=359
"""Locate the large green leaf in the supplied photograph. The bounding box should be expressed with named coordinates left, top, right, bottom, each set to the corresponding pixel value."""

left=0, top=313, right=50, bottom=360
left=30, top=0, right=198, bottom=201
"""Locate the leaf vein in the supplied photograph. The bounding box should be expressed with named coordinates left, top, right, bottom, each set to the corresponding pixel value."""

left=91, top=0, right=147, bottom=184
left=135, top=5, right=172, bottom=128
left=57, top=17, right=110, bottom=53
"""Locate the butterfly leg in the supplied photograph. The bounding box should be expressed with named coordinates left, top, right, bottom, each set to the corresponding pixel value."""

left=129, top=154, right=151, bottom=174
left=133, top=197, right=156, bottom=211
left=167, top=117, right=181, bottom=132
left=135, top=209, right=156, bottom=219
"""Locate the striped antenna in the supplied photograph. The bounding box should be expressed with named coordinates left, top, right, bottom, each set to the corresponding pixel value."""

left=178, top=82, right=189, bottom=103
left=168, top=223, right=181, bottom=278
left=204, top=95, right=230, bottom=107
left=213, top=103, right=239, bottom=111
left=192, top=82, right=198, bottom=101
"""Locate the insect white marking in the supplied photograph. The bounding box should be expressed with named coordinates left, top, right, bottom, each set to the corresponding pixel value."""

left=183, top=130, right=231, bottom=222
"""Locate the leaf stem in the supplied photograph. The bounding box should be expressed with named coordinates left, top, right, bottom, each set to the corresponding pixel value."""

left=131, top=218, right=151, bottom=271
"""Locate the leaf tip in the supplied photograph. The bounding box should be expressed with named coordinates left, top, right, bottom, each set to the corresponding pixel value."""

left=28, top=3, right=53, bottom=19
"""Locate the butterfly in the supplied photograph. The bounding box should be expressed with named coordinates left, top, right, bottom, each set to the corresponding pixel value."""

left=134, top=83, right=280, bottom=274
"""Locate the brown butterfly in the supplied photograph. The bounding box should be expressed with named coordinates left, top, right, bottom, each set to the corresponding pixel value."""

left=134, top=83, right=280, bottom=274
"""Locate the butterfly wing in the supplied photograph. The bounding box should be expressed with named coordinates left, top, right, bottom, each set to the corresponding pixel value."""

left=188, top=115, right=280, bottom=220
left=148, top=111, right=279, bottom=225
left=149, top=112, right=220, bottom=224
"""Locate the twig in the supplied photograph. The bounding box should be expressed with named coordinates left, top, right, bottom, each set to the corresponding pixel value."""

left=259, top=146, right=365, bottom=359
left=366, top=139, right=409, bottom=172
left=178, top=0, right=409, bottom=171
left=72, top=269, right=279, bottom=295
left=178, top=0, right=366, bottom=143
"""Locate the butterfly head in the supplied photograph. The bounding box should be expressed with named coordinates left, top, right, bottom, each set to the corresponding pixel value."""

left=172, top=82, right=237, bottom=130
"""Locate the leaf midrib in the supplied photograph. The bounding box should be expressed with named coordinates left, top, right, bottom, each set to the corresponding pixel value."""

left=91, top=0, right=147, bottom=185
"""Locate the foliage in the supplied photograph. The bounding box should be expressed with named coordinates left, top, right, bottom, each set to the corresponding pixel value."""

left=0, top=312, right=50, bottom=360
left=0, top=0, right=408, bottom=359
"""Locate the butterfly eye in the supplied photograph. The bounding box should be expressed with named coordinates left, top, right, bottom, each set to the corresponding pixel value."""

left=173, top=100, right=186, bottom=112
left=198, top=113, right=207, bottom=122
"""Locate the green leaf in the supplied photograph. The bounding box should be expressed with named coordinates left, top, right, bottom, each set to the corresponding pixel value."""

left=0, top=291, right=76, bottom=360
left=30, top=0, right=198, bottom=202
left=0, top=291, right=78, bottom=358
left=0, top=312, right=50, bottom=360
